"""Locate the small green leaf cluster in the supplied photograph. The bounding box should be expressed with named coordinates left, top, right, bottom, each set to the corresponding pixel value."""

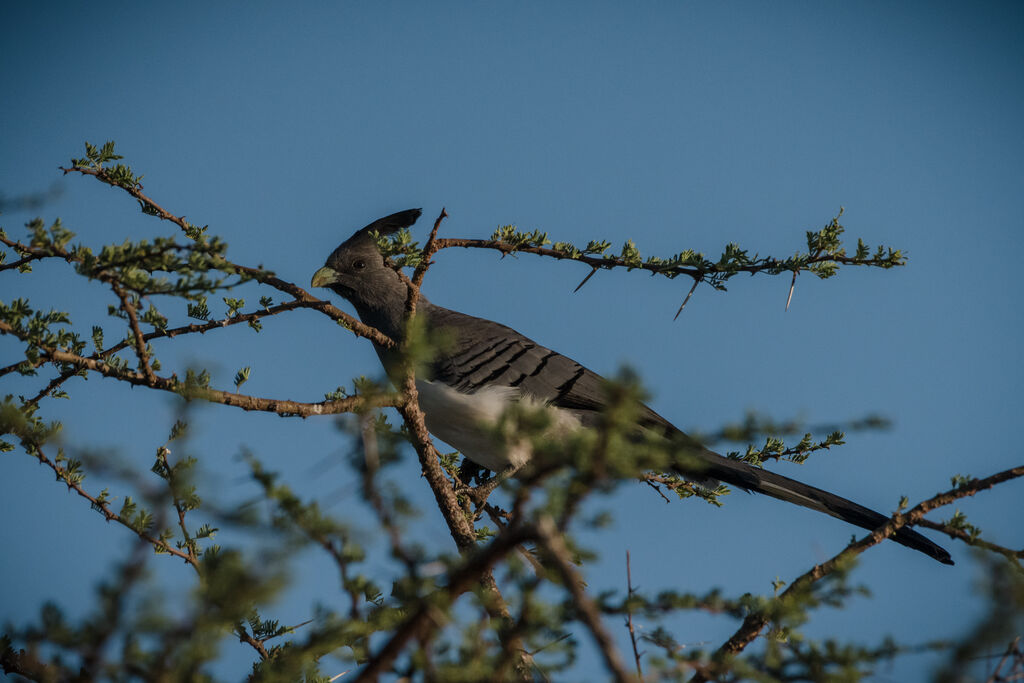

left=370, top=228, right=423, bottom=268
left=70, top=141, right=144, bottom=191
left=223, top=297, right=245, bottom=317
left=117, top=495, right=154, bottom=534
left=950, top=473, right=974, bottom=490
left=736, top=431, right=845, bottom=467
left=490, top=224, right=551, bottom=250
left=187, top=296, right=210, bottom=320
left=19, top=216, right=75, bottom=254
left=233, top=366, right=251, bottom=388
left=177, top=368, right=212, bottom=400
left=550, top=241, right=582, bottom=258
left=943, top=509, right=982, bottom=540
left=0, top=396, right=60, bottom=454
left=800, top=213, right=905, bottom=279
left=322, top=376, right=380, bottom=402
left=0, top=298, right=85, bottom=373
left=73, top=235, right=233, bottom=299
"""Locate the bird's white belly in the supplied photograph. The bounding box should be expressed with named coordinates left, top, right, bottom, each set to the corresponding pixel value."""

left=414, top=379, right=580, bottom=471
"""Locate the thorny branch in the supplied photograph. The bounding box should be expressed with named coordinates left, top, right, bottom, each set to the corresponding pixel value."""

left=431, top=236, right=899, bottom=289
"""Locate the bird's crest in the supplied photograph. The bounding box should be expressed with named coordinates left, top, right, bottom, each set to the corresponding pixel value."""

left=353, top=208, right=422, bottom=240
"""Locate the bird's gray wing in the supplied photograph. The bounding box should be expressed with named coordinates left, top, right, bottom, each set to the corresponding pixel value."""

left=421, top=305, right=952, bottom=565
left=425, top=305, right=610, bottom=414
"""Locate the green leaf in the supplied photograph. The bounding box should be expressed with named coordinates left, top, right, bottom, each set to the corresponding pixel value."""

left=234, top=366, right=251, bottom=389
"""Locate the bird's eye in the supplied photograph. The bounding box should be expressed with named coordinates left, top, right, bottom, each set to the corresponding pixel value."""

left=353, top=259, right=366, bottom=270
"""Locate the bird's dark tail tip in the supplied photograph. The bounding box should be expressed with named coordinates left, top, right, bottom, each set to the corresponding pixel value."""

left=893, top=526, right=954, bottom=565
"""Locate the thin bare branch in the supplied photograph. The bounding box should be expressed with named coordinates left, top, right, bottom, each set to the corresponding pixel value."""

left=626, top=550, right=645, bottom=681
left=112, top=282, right=157, bottom=384
left=408, top=208, right=449, bottom=297
left=916, top=518, right=1024, bottom=562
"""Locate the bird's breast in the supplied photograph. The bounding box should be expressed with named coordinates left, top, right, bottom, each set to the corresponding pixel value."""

left=413, top=379, right=581, bottom=472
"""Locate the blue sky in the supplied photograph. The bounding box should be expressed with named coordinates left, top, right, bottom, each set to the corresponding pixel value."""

left=2, top=2, right=1022, bottom=680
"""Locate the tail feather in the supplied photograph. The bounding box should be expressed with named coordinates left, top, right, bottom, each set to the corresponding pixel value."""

left=677, top=447, right=954, bottom=565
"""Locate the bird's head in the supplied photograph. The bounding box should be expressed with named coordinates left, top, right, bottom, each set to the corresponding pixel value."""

left=311, top=208, right=422, bottom=314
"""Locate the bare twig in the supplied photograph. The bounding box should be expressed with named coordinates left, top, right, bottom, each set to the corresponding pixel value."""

left=626, top=550, right=645, bottom=681
left=406, top=207, right=449, bottom=316
left=112, top=282, right=157, bottom=384
left=916, top=518, right=1024, bottom=562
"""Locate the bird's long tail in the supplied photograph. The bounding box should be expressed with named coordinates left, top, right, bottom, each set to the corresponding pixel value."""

left=676, top=446, right=953, bottom=565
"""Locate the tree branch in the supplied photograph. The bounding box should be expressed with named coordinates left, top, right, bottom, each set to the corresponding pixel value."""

left=28, top=443, right=198, bottom=568
left=431, top=237, right=899, bottom=283
left=916, top=518, right=1024, bottom=563
left=690, top=464, right=1024, bottom=682
left=0, top=319, right=398, bottom=417
left=111, top=282, right=157, bottom=384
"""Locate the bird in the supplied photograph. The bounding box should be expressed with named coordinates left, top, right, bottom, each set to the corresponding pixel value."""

left=311, top=208, right=953, bottom=565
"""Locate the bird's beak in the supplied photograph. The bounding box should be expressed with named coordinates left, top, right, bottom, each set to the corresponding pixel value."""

left=311, top=266, right=338, bottom=288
